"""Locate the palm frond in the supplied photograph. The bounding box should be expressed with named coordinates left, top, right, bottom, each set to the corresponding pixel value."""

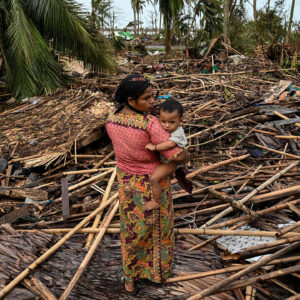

left=23, top=0, right=114, bottom=73
left=7, top=0, right=63, bottom=99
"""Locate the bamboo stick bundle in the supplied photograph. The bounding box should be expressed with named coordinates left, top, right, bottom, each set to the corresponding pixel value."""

left=0, top=192, right=118, bottom=299
left=165, top=255, right=300, bottom=283
left=85, top=167, right=117, bottom=248
left=209, top=197, right=300, bottom=229
left=59, top=200, right=119, bottom=300
left=187, top=241, right=300, bottom=300
left=201, top=160, right=300, bottom=228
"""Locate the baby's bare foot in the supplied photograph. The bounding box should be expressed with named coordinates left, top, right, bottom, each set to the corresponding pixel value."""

left=144, top=201, right=160, bottom=210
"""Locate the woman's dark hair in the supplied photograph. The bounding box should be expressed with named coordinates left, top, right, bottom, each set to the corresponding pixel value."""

left=115, top=74, right=152, bottom=105
left=160, top=99, right=183, bottom=118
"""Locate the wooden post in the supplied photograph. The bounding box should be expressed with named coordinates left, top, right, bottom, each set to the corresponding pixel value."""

left=61, top=176, right=70, bottom=219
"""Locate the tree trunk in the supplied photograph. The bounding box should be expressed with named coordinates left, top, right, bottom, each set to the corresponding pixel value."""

left=165, top=16, right=171, bottom=54
left=223, top=0, right=230, bottom=44
left=91, top=0, right=96, bottom=27
left=287, top=0, right=295, bottom=42
left=137, top=9, right=140, bottom=36
left=253, top=0, right=257, bottom=22
left=133, top=6, right=137, bottom=36
left=159, top=12, right=162, bottom=35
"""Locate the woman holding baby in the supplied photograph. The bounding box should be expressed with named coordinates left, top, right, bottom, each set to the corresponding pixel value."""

left=106, top=74, right=189, bottom=295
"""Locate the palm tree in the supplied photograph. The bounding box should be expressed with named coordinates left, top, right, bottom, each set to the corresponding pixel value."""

left=0, top=0, right=114, bottom=100
left=131, top=0, right=138, bottom=35
left=91, top=0, right=112, bottom=31
left=155, top=0, right=185, bottom=53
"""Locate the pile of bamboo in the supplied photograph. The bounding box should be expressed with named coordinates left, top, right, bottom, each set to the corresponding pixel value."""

left=0, top=51, right=300, bottom=299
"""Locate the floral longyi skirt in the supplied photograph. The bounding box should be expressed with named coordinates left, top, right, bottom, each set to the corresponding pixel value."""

left=117, top=168, right=174, bottom=283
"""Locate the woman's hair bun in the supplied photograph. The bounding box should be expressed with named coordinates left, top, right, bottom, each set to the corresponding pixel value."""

left=115, top=74, right=152, bottom=105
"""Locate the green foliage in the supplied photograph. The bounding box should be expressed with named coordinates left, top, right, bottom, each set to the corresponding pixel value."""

left=229, top=2, right=286, bottom=54
left=0, top=0, right=115, bottom=100
left=112, top=35, right=125, bottom=51
left=255, top=9, right=285, bottom=44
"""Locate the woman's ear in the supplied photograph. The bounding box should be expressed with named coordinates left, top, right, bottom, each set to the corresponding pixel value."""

left=127, top=97, right=136, bottom=107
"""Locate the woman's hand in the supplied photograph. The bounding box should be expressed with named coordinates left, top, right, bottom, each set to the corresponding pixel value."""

left=172, top=149, right=190, bottom=165
left=145, top=143, right=156, bottom=151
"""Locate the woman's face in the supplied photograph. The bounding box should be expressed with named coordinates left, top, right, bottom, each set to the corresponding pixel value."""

left=129, top=86, right=154, bottom=113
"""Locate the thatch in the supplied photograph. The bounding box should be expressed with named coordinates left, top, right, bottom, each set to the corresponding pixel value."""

left=0, top=88, right=113, bottom=168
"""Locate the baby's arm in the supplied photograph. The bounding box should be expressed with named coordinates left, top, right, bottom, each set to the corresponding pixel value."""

left=145, top=140, right=177, bottom=152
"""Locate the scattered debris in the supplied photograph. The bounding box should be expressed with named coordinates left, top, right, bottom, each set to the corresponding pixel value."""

left=0, top=48, right=300, bottom=299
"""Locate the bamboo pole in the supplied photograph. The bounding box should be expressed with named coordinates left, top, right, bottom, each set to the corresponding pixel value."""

left=166, top=255, right=300, bottom=283
left=217, top=265, right=300, bottom=294
left=68, top=168, right=114, bottom=192
left=201, top=160, right=300, bottom=228
left=187, top=241, right=300, bottom=300
left=59, top=200, right=119, bottom=300
left=17, top=227, right=300, bottom=238
left=171, top=154, right=250, bottom=185
left=85, top=167, right=117, bottom=248
left=286, top=294, right=300, bottom=300
left=23, top=276, right=57, bottom=300
left=62, top=168, right=112, bottom=175
left=276, top=220, right=300, bottom=237
left=0, top=192, right=118, bottom=299
left=274, top=110, right=300, bottom=128
left=250, top=142, right=300, bottom=159
left=54, top=168, right=114, bottom=203
left=245, top=286, right=256, bottom=300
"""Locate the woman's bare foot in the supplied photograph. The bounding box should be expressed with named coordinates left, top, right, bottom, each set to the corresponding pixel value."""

left=124, top=280, right=135, bottom=292
left=144, top=200, right=160, bottom=210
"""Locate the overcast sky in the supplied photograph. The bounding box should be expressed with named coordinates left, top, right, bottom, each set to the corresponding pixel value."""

left=77, top=0, right=300, bottom=28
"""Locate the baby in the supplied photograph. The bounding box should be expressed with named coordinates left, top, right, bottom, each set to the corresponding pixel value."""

left=145, top=99, right=188, bottom=210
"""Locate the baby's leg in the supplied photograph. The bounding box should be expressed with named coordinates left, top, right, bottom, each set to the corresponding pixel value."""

left=144, top=162, right=177, bottom=210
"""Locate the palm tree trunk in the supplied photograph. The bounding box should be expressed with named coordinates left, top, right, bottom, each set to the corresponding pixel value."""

left=223, top=0, right=230, bottom=44
left=91, top=0, right=96, bottom=27
left=287, top=0, right=295, bottom=42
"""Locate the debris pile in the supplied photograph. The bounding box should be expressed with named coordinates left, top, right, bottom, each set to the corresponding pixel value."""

left=1, top=51, right=300, bottom=299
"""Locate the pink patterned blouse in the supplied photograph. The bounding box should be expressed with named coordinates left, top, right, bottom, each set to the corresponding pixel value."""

left=106, top=112, right=181, bottom=175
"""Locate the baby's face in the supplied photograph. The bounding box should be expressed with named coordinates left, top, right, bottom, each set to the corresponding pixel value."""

left=159, top=110, right=182, bottom=133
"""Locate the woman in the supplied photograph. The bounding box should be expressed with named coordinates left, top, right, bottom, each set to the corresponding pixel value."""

left=106, top=74, right=189, bottom=295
